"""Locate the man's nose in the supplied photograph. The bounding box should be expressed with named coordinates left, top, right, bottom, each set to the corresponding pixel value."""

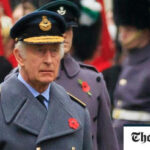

left=44, top=50, right=53, bottom=64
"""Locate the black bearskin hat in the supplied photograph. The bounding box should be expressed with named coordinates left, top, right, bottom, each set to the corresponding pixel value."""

left=113, top=0, right=150, bottom=29
left=73, top=16, right=102, bottom=61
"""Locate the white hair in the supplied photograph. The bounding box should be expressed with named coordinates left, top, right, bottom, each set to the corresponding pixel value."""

left=15, top=41, right=64, bottom=59
left=15, top=41, right=27, bottom=58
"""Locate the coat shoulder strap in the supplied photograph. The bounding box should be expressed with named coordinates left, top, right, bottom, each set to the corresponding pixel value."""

left=67, top=92, right=86, bottom=108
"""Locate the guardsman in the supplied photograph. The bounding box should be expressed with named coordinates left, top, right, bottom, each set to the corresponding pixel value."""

left=112, top=0, right=150, bottom=150
left=0, top=10, right=93, bottom=150
left=38, top=1, right=119, bottom=150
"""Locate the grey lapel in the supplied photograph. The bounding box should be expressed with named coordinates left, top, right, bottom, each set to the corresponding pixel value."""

left=1, top=75, right=82, bottom=142
left=57, top=54, right=80, bottom=78
left=1, top=74, right=47, bottom=135
left=36, top=82, right=82, bottom=144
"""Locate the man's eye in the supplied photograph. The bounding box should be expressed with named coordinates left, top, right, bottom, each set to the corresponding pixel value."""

left=37, top=48, right=43, bottom=52
left=51, top=49, right=58, bottom=52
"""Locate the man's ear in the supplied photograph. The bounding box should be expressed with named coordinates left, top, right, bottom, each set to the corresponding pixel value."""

left=13, top=48, right=25, bottom=67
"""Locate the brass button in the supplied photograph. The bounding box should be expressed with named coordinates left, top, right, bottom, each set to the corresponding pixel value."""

left=72, top=147, right=76, bottom=150
left=117, top=100, right=122, bottom=107
left=113, top=109, right=120, bottom=119
left=36, top=147, right=41, bottom=150
left=119, top=79, right=127, bottom=86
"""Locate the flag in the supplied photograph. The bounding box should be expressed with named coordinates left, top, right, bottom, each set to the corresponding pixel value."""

left=0, top=0, right=12, bottom=18
left=89, top=0, right=115, bottom=72
left=0, top=23, right=4, bottom=56
left=0, top=0, right=18, bottom=67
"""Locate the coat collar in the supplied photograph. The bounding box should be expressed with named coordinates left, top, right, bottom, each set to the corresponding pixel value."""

left=36, top=82, right=82, bottom=144
left=58, top=54, right=80, bottom=78
left=1, top=74, right=82, bottom=143
left=1, top=74, right=47, bottom=135
left=126, top=44, right=150, bottom=65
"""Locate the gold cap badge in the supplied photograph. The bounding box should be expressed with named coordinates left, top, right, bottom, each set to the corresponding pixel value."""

left=57, top=6, right=66, bottom=15
left=39, top=16, right=52, bottom=31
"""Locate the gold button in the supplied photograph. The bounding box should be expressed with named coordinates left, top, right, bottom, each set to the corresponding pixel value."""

left=113, top=109, right=120, bottom=119
left=117, top=100, right=122, bottom=107
left=72, top=147, right=76, bottom=150
left=119, top=79, right=127, bottom=86
left=36, top=147, right=41, bottom=150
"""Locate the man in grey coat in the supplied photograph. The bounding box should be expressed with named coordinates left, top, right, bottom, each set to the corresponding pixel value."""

left=5, top=1, right=119, bottom=149
left=0, top=10, right=93, bottom=150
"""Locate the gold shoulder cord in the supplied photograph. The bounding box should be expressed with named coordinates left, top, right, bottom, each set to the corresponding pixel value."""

left=67, top=92, right=86, bottom=108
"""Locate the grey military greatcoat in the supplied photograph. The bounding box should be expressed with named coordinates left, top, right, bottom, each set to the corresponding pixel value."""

left=0, top=74, right=93, bottom=150
left=56, top=54, right=119, bottom=150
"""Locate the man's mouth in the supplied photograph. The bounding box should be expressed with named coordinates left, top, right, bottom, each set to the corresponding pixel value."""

left=40, top=70, right=53, bottom=73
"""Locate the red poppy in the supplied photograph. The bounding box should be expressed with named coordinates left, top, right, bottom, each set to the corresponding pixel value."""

left=82, top=81, right=90, bottom=92
left=68, top=118, right=79, bottom=130
left=78, top=79, right=92, bottom=96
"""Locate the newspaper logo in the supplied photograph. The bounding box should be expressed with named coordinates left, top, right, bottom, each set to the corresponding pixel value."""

left=131, top=132, right=150, bottom=143
left=124, top=125, right=150, bottom=150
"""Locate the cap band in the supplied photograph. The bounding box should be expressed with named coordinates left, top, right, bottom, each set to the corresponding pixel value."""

left=23, top=36, right=64, bottom=44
